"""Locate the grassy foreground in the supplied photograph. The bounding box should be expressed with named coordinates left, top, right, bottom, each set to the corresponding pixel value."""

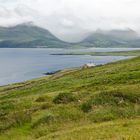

left=0, top=57, right=140, bottom=140
left=53, top=50, right=140, bottom=56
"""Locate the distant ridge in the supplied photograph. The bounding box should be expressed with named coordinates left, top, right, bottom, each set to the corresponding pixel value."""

left=79, top=29, right=140, bottom=48
left=0, top=23, right=71, bottom=48
left=0, top=23, right=140, bottom=48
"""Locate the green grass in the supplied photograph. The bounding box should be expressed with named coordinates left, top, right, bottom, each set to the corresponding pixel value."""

left=44, top=118, right=140, bottom=140
left=54, top=50, right=140, bottom=56
left=0, top=56, right=140, bottom=139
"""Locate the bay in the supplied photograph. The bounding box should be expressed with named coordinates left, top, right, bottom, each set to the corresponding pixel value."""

left=0, top=48, right=139, bottom=86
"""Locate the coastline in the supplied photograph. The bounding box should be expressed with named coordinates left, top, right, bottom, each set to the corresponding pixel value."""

left=0, top=55, right=132, bottom=87
left=51, top=50, right=140, bottom=56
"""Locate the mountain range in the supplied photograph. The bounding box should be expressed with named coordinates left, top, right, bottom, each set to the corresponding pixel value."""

left=79, top=29, right=140, bottom=48
left=0, top=23, right=140, bottom=48
left=0, top=23, right=71, bottom=48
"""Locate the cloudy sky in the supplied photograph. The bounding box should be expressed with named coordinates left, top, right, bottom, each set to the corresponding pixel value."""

left=0, top=0, right=140, bottom=41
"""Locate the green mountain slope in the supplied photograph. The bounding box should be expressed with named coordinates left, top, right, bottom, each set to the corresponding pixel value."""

left=0, top=23, right=71, bottom=48
left=0, top=57, right=140, bottom=139
left=1, top=24, right=140, bottom=48
left=79, top=29, right=140, bottom=48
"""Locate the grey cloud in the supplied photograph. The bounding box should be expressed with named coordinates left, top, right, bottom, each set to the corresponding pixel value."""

left=0, top=6, right=10, bottom=17
left=0, top=0, right=140, bottom=41
left=14, top=4, right=39, bottom=17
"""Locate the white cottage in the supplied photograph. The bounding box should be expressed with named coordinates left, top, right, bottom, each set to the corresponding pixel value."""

left=83, top=63, right=96, bottom=68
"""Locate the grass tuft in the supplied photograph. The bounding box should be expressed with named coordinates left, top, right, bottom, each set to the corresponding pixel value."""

left=53, top=92, right=76, bottom=104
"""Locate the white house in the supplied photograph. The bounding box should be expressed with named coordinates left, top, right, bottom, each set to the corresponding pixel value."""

left=83, top=63, right=96, bottom=68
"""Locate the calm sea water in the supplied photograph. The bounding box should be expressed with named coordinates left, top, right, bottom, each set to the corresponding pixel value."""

left=0, top=48, right=139, bottom=86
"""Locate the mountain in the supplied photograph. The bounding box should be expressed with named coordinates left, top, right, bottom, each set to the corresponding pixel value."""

left=79, top=29, right=140, bottom=48
left=0, top=24, right=140, bottom=48
left=106, top=29, right=139, bottom=40
left=0, top=23, right=71, bottom=48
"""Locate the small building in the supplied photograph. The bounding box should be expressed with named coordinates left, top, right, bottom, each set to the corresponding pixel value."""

left=83, top=63, right=96, bottom=68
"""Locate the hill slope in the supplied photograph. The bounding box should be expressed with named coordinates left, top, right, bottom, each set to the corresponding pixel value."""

left=79, top=29, right=140, bottom=48
left=0, top=57, right=140, bottom=139
left=0, top=23, right=71, bottom=48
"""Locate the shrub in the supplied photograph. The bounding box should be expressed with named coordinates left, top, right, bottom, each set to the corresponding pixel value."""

left=89, top=108, right=116, bottom=122
left=36, top=95, right=50, bottom=102
left=91, top=92, right=121, bottom=106
left=56, top=106, right=84, bottom=121
left=110, top=91, right=140, bottom=103
left=0, top=100, right=15, bottom=111
left=12, top=110, right=32, bottom=126
left=112, top=106, right=136, bottom=118
left=0, top=110, right=32, bottom=132
left=0, top=118, right=14, bottom=132
left=32, top=113, right=56, bottom=128
left=40, top=102, right=53, bottom=110
left=86, top=90, right=140, bottom=107
left=53, top=92, right=76, bottom=104
left=81, top=101, right=92, bottom=112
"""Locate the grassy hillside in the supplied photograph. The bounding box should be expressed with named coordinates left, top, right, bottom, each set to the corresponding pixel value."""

left=0, top=57, right=140, bottom=139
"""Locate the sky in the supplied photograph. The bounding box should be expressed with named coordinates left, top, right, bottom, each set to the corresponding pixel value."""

left=0, top=0, right=140, bottom=41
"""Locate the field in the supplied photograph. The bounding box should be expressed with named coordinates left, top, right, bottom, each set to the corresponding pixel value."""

left=0, top=56, right=140, bottom=140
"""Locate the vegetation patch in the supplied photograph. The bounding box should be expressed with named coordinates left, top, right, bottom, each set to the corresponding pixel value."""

left=88, top=107, right=116, bottom=122
left=32, top=112, right=56, bottom=128
left=82, top=90, right=140, bottom=109
left=36, top=95, right=51, bottom=102
left=53, top=92, right=77, bottom=104
left=55, top=105, right=84, bottom=121
left=81, top=100, right=92, bottom=112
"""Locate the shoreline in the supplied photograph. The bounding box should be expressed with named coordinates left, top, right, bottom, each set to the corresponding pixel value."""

left=0, top=55, right=133, bottom=87
left=51, top=50, right=140, bottom=56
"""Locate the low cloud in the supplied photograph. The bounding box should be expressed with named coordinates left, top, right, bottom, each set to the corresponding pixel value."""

left=0, top=0, right=140, bottom=41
